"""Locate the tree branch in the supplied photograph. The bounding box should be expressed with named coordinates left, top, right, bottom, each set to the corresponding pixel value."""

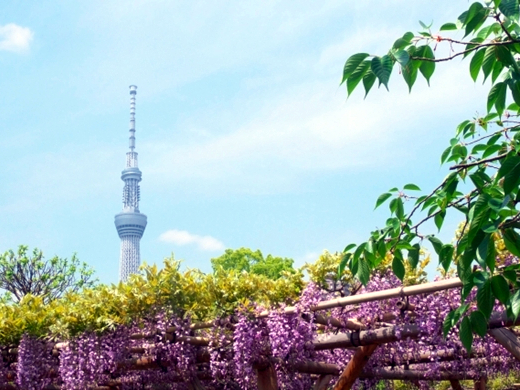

left=411, top=40, right=518, bottom=63
left=449, top=152, right=508, bottom=170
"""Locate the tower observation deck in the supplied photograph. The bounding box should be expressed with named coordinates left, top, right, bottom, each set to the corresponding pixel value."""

left=114, top=85, right=147, bottom=282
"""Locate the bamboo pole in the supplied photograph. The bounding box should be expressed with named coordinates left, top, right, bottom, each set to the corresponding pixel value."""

left=488, top=328, right=520, bottom=361
left=381, top=347, right=484, bottom=365
left=313, top=324, right=419, bottom=350
left=333, top=344, right=378, bottom=390
left=291, top=359, right=342, bottom=375
left=359, top=368, right=478, bottom=381
left=313, top=314, right=365, bottom=331
left=258, top=278, right=462, bottom=317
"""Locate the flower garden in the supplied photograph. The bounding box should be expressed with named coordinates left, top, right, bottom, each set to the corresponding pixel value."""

left=1, top=254, right=520, bottom=390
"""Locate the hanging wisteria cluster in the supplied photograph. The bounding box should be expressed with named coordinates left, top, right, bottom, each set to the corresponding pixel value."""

left=4, top=272, right=520, bottom=390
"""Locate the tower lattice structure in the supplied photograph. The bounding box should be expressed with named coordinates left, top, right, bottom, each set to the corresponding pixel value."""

left=114, top=85, right=147, bottom=282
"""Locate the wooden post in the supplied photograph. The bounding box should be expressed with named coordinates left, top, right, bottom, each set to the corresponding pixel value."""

left=333, top=344, right=378, bottom=390
left=187, top=377, right=206, bottom=390
left=488, top=328, right=520, bottom=361
left=257, top=362, right=278, bottom=390
left=449, top=379, right=463, bottom=390
left=313, top=374, right=333, bottom=390
left=474, top=377, right=486, bottom=390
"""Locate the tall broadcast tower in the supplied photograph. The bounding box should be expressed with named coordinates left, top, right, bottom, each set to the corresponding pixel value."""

left=114, top=85, right=147, bottom=282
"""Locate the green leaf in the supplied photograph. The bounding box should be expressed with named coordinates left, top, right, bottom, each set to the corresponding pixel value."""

left=416, top=45, right=435, bottom=85
left=488, top=198, right=503, bottom=213
left=504, top=161, right=520, bottom=194
left=486, top=235, right=496, bottom=273
left=402, top=32, right=414, bottom=42
left=470, top=171, right=489, bottom=191
left=464, top=6, right=489, bottom=38
left=497, top=154, right=520, bottom=180
left=468, top=195, right=491, bottom=243
left=403, top=183, right=421, bottom=191
left=482, top=143, right=503, bottom=158
left=395, top=197, right=405, bottom=220
left=443, top=310, right=456, bottom=338
left=402, top=62, right=418, bottom=92
left=434, top=210, right=446, bottom=231
left=487, top=82, right=507, bottom=115
left=482, top=46, right=497, bottom=82
left=496, top=45, right=516, bottom=67
left=392, top=38, right=409, bottom=50
left=499, top=0, right=520, bottom=21
left=362, top=71, right=377, bottom=98
left=357, top=258, right=370, bottom=286
left=491, top=274, right=510, bottom=305
left=338, top=252, right=351, bottom=279
left=477, top=279, right=494, bottom=319
left=377, top=238, right=387, bottom=258
left=419, top=20, right=432, bottom=29
left=392, top=49, right=410, bottom=66
left=469, top=310, right=488, bottom=337
left=491, top=59, right=505, bottom=83
left=342, top=53, right=370, bottom=84
left=476, top=233, right=490, bottom=269
left=343, top=243, right=356, bottom=252
left=441, top=146, right=452, bottom=164
left=460, top=316, right=473, bottom=353
left=509, top=80, right=520, bottom=106
left=392, top=254, right=405, bottom=281
left=511, top=289, right=520, bottom=319
left=347, top=60, right=371, bottom=96
left=439, top=244, right=454, bottom=272
left=407, top=243, right=420, bottom=269
left=503, top=228, right=520, bottom=257
left=375, top=193, right=392, bottom=209
left=504, top=268, right=517, bottom=282
left=371, top=55, right=393, bottom=90
left=440, top=22, right=458, bottom=31
left=428, top=235, right=443, bottom=255
left=465, top=2, right=484, bottom=25
left=353, top=242, right=367, bottom=263
left=470, top=49, right=485, bottom=82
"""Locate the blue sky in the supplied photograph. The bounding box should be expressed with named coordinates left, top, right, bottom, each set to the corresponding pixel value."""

left=0, top=1, right=490, bottom=284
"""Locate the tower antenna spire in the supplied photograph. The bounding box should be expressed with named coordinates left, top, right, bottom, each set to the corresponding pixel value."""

left=115, top=85, right=147, bottom=282
left=129, top=85, right=137, bottom=152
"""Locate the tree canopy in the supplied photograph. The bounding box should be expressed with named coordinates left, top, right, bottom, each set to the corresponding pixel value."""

left=340, top=0, right=520, bottom=351
left=211, top=247, right=295, bottom=280
left=0, top=246, right=97, bottom=303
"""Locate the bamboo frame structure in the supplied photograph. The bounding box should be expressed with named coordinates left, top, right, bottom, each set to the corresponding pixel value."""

left=3, top=276, right=519, bottom=390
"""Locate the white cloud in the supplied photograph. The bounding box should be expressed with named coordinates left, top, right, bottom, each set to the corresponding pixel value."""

left=159, top=229, right=225, bottom=252
left=0, top=24, right=33, bottom=53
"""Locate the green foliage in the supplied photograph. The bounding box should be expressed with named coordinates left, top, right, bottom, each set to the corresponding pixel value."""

left=0, top=245, right=96, bottom=303
left=340, top=0, right=520, bottom=352
left=211, top=247, right=295, bottom=280
left=305, top=250, right=429, bottom=293
left=0, top=256, right=304, bottom=345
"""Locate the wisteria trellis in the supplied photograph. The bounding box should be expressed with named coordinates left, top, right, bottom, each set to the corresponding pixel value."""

left=4, top=269, right=520, bottom=390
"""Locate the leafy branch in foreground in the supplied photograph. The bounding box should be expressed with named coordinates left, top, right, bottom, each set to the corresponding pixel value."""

left=339, top=0, right=520, bottom=352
